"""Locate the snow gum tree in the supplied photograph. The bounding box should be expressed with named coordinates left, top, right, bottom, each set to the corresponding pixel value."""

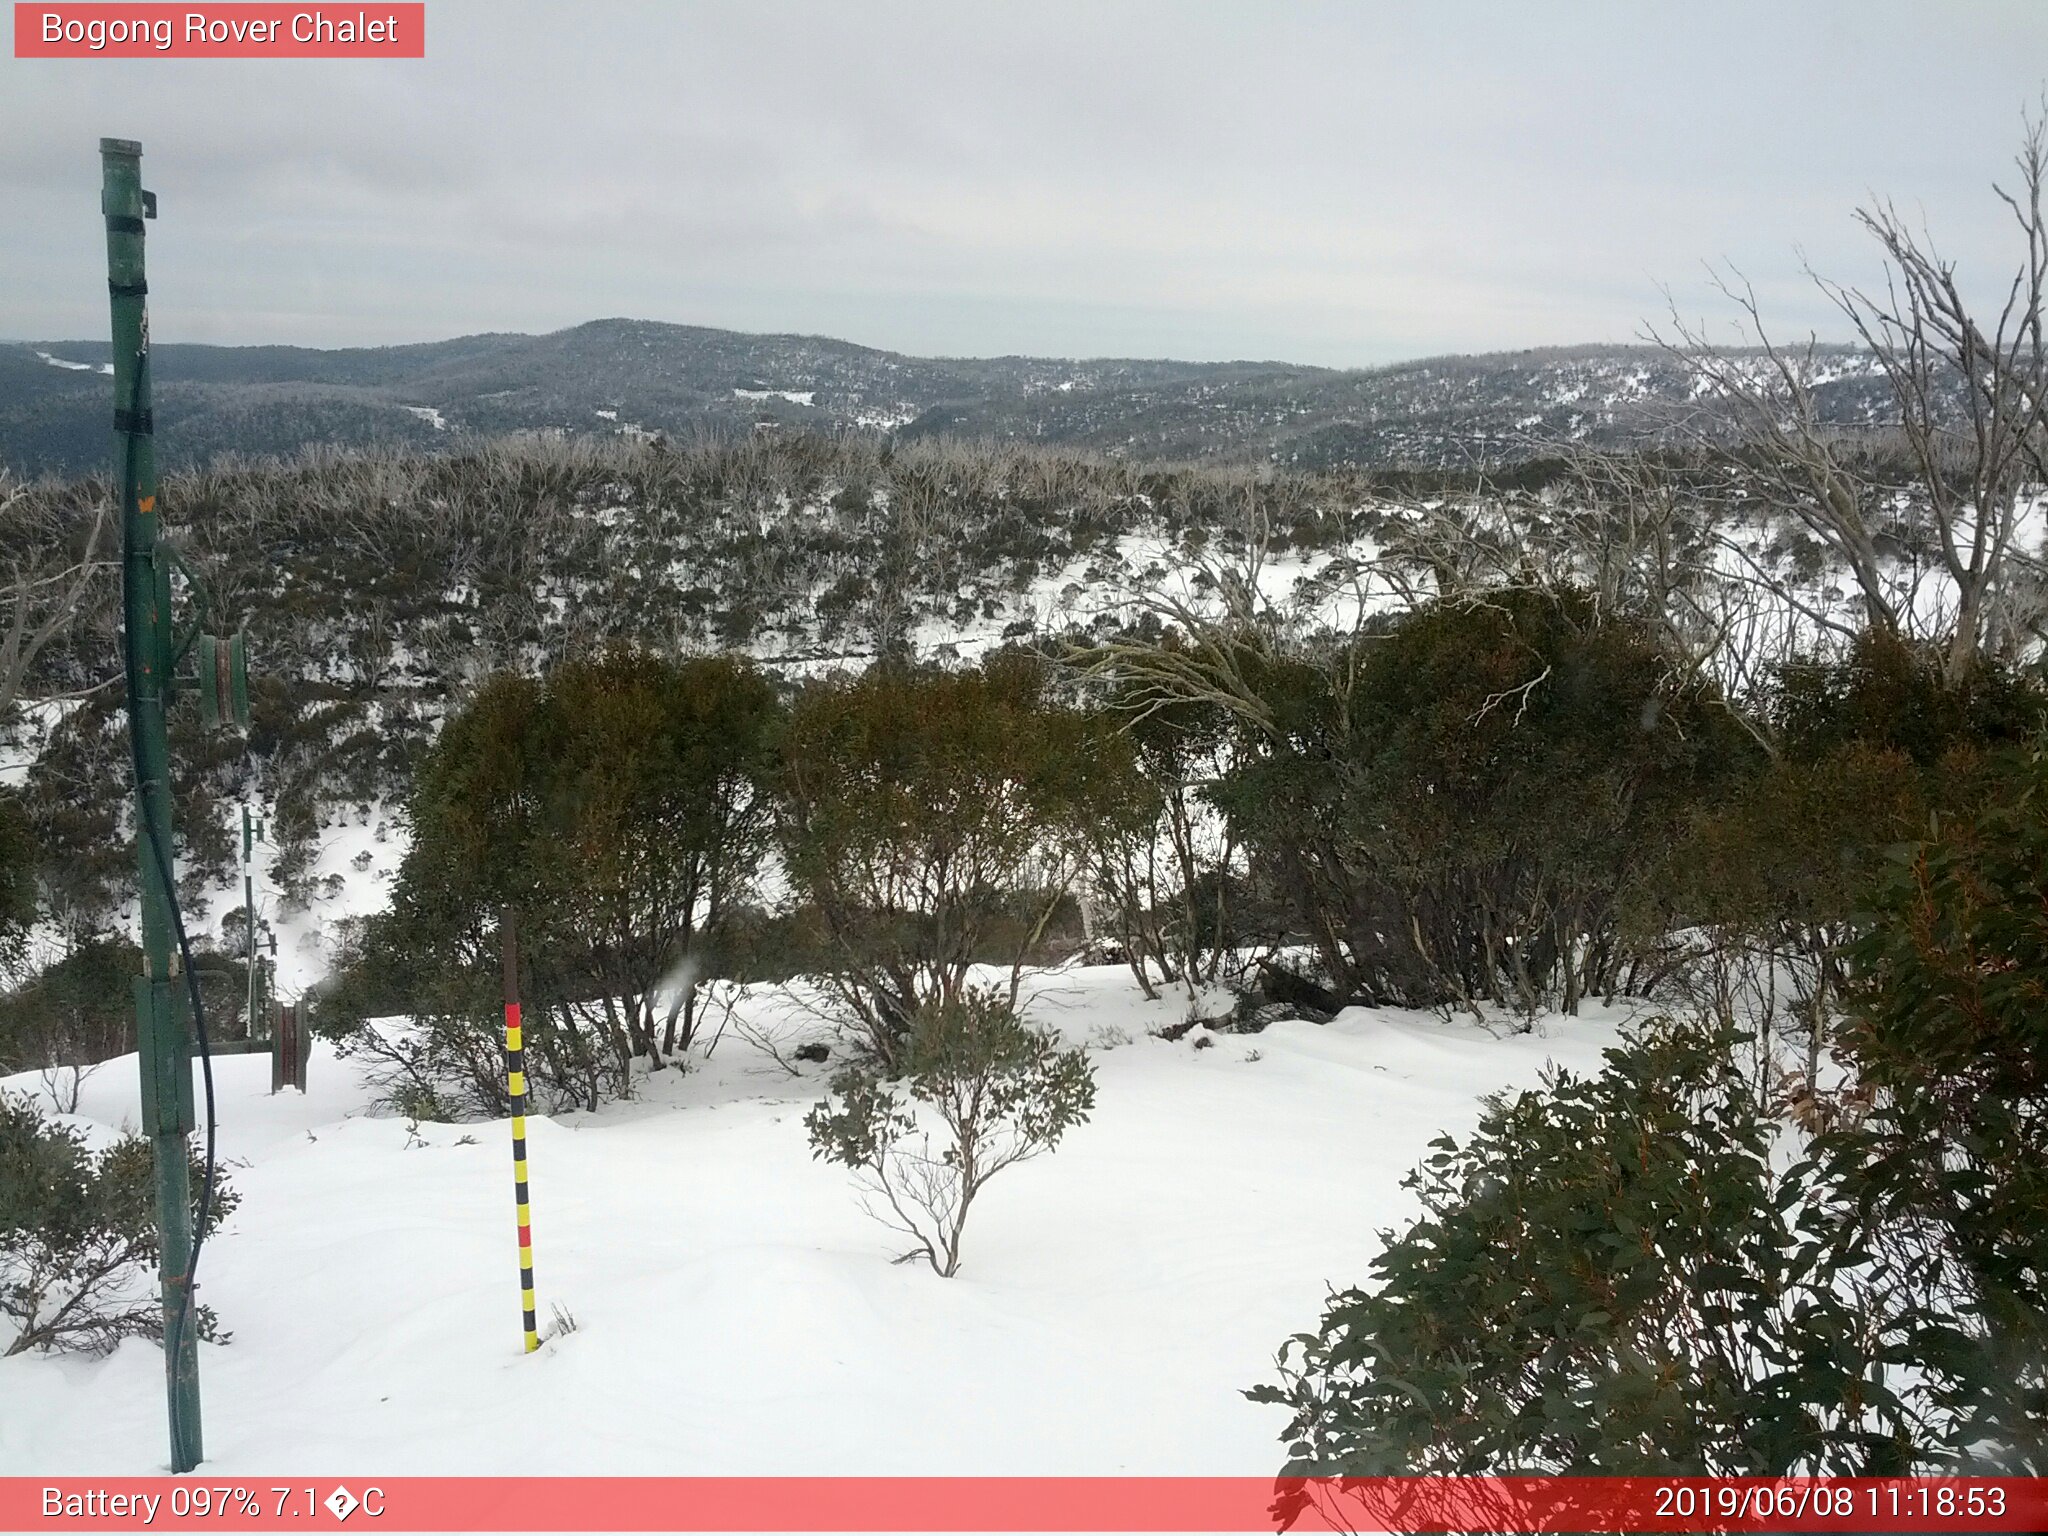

left=1661, top=111, right=2048, bottom=688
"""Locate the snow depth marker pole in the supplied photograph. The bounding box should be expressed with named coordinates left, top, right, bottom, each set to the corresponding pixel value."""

left=503, top=908, right=540, bottom=1352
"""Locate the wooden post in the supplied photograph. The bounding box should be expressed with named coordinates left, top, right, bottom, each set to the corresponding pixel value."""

left=272, top=1003, right=306, bottom=1093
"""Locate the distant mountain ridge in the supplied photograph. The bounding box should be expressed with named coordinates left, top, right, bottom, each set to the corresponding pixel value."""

left=0, top=317, right=1895, bottom=478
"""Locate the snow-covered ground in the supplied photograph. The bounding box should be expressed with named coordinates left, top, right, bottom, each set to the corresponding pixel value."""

left=0, top=965, right=1632, bottom=1475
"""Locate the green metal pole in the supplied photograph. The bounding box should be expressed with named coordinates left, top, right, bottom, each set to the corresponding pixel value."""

left=104, top=136, right=203, bottom=1473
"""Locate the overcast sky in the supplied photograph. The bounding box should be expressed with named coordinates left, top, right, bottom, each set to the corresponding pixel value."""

left=4, top=1, right=2045, bottom=366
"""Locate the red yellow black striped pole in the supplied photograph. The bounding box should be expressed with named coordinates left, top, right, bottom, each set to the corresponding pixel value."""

left=502, top=908, right=539, bottom=1353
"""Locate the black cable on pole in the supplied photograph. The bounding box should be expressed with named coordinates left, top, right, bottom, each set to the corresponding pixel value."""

left=118, top=354, right=218, bottom=1461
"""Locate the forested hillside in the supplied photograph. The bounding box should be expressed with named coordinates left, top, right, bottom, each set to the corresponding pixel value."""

left=2, top=412, right=2032, bottom=945
left=1, top=323, right=1907, bottom=478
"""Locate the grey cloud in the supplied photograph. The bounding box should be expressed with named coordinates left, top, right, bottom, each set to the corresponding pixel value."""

left=3, top=0, right=2044, bottom=363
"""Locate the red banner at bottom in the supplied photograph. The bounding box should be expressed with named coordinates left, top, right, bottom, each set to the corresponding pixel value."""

left=5, top=1476, right=2044, bottom=1533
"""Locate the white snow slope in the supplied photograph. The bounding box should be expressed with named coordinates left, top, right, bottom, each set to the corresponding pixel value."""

left=0, top=967, right=1629, bottom=1476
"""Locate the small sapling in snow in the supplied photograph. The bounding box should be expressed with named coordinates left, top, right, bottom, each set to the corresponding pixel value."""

left=805, top=991, right=1095, bottom=1278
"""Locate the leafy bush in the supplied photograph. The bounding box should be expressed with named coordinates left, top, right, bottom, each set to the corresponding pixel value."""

left=1211, top=589, right=1756, bottom=1013
left=324, top=647, right=782, bottom=1113
left=1, top=1093, right=238, bottom=1357
left=0, top=789, right=36, bottom=984
left=1249, top=1017, right=1932, bottom=1474
left=16, top=700, right=131, bottom=923
left=1832, top=743, right=2048, bottom=1469
left=1654, top=743, right=1927, bottom=1084
left=1656, top=639, right=2048, bottom=1087
left=321, top=901, right=628, bottom=1121
left=805, top=991, right=1095, bottom=1277
left=1082, top=672, right=1242, bottom=996
left=778, top=652, right=1133, bottom=1063
left=1775, top=631, right=2048, bottom=769
left=0, top=935, right=138, bottom=1077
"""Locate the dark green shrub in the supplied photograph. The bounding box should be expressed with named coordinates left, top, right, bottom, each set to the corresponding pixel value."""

left=1655, top=640, right=2048, bottom=1084
left=18, top=700, right=139, bottom=922
left=326, top=648, right=782, bottom=1114
left=1, top=1093, right=238, bottom=1356
left=1652, top=743, right=1928, bottom=1079
left=1211, top=589, right=1757, bottom=1012
left=1083, top=668, right=1241, bottom=997
left=777, top=651, right=1135, bottom=1063
left=1831, top=744, right=2048, bottom=1469
left=1776, top=631, right=2048, bottom=769
left=0, top=935, right=141, bottom=1075
left=0, top=791, right=32, bottom=976
left=1248, top=1018, right=1931, bottom=1475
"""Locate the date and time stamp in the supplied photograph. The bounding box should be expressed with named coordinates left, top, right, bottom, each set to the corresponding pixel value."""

left=1651, top=1480, right=2013, bottom=1522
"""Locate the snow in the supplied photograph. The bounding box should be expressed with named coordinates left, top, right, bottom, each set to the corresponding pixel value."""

left=0, top=964, right=1630, bottom=1475
left=402, top=406, right=447, bottom=431
left=0, top=699, right=86, bottom=790
left=35, top=350, right=113, bottom=376
left=255, top=805, right=405, bottom=994
left=895, top=527, right=1396, bottom=664
left=851, top=402, right=920, bottom=431
left=733, top=389, right=815, bottom=407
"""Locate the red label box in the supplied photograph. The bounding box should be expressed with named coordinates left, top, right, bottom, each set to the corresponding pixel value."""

left=13, top=4, right=425, bottom=57
left=2, top=1477, right=2046, bottom=1533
